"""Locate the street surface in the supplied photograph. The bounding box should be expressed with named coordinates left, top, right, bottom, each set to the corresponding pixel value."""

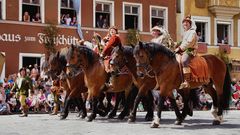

left=0, top=110, right=239, bottom=135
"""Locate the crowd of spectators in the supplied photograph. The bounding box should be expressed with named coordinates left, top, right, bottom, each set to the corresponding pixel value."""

left=0, top=64, right=66, bottom=115
left=60, top=14, right=77, bottom=26
left=22, top=11, right=41, bottom=23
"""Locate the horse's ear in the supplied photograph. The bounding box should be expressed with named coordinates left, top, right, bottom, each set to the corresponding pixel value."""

left=139, top=41, right=143, bottom=49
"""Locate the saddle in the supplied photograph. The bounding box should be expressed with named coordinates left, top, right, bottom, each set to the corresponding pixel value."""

left=176, top=54, right=210, bottom=83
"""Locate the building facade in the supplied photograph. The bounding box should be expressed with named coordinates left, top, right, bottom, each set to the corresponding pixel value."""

left=0, top=0, right=177, bottom=78
left=177, top=0, right=240, bottom=79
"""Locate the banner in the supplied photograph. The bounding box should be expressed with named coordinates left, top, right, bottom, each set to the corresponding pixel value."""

left=73, top=0, right=84, bottom=40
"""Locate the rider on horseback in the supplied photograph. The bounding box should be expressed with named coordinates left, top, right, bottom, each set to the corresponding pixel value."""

left=174, top=15, right=198, bottom=89
left=100, top=26, right=122, bottom=87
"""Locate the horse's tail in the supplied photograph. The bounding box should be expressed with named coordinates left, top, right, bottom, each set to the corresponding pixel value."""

left=221, top=64, right=232, bottom=110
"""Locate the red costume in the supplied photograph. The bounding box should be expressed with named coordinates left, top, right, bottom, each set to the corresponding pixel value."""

left=102, top=35, right=122, bottom=57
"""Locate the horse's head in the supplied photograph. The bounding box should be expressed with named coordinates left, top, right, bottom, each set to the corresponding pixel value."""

left=46, top=52, right=62, bottom=79
left=133, top=42, right=153, bottom=78
left=110, top=46, right=128, bottom=73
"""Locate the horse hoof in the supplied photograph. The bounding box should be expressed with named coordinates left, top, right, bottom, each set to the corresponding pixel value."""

left=212, top=120, right=220, bottom=125
left=174, top=120, right=182, bottom=125
left=145, top=116, right=153, bottom=121
left=60, top=115, right=67, bottom=120
left=108, top=112, right=116, bottom=119
left=118, top=114, right=125, bottom=120
left=150, top=122, right=159, bottom=128
left=128, top=115, right=136, bottom=123
left=81, top=114, right=87, bottom=119
left=87, top=114, right=96, bottom=122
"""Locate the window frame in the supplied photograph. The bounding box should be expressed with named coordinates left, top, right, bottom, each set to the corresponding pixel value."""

left=0, top=0, right=6, bottom=20
left=93, top=0, right=114, bottom=28
left=19, top=0, right=45, bottom=23
left=192, top=16, right=211, bottom=45
left=238, top=19, right=240, bottom=47
left=19, top=53, right=45, bottom=70
left=122, top=2, right=142, bottom=31
left=149, top=5, right=168, bottom=32
left=214, top=18, right=233, bottom=46
left=58, top=0, right=80, bottom=25
left=0, top=52, right=5, bottom=81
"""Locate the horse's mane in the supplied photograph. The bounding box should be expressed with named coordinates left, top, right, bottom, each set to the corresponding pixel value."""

left=68, top=45, right=97, bottom=66
left=134, top=42, right=175, bottom=59
left=112, top=45, right=134, bottom=57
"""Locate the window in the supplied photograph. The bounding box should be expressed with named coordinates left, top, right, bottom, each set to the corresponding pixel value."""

left=196, top=22, right=206, bottom=42
left=0, top=0, right=6, bottom=20
left=19, top=53, right=45, bottom=71
left=123, top=3, right=142, bottom=31
left=0, top=0, right=2, bottom=20
left=176, top=0, right=181, bottom=13
left=217, top=24, right=230, bottom=44
left=22, top=0, right=43, bottom=23
left=94, top=1, right=113, bottom=29
left=60, top=0, right=77, bottom=26
left=150, top=6, right=168, bottom=30
left=192, top=16, right=210, bottom=44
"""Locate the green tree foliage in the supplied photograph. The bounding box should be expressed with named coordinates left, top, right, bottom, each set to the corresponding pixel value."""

left=43, top=23, right=59, bottom=56
left=126, top=29, right=140, bottom=46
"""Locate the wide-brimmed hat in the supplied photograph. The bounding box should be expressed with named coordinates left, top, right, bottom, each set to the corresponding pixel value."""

left=151, top=26, right=162, bottom=32
left=182, top=15, right=192, bottom=25
left=109, top=26, right=118, bottom=34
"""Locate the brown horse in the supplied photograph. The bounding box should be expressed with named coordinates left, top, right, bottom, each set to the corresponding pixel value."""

left=66, top=45, right=135, bottom=122
left=110, top=45, right=155, bottom=122
left=133, top=42, right=231, bottom=127
left=47, top=50, right=88, bottom=120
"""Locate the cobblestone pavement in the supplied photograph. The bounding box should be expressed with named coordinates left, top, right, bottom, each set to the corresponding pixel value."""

left=0, top=110, right=239, bottom=135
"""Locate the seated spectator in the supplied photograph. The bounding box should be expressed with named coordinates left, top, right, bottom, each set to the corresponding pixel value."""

left=70, top=17, right=77, bottom=26
left=27, top=90, right=38, bottom=112
left=45, top=93, right=54, bottom=112
left=0, top=98, right=11, bottom=115
left=37, top=89, right=48, bottom=112
left=23, top=11, right=30, bottom=22
left=7, top=93, right=17, bottom=112
left=234, top=80, right=240, bottom=91
left=32, top=13, right=41, bottom=23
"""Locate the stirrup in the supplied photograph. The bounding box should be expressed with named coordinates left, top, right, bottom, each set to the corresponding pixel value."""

left=179, top=81, right=190, bottom=89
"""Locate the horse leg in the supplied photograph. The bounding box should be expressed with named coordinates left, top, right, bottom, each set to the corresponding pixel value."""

left=119, top=85, right=138, bottom=120
left=128, top=93, right=143, bottom=123
left=75, top=97, right=87, bottom=119
left=60, top=96, right=72, bottom=120
left=203, top=84, right=220, bottom=125
left=87, top=97, right=97, bottom=122
left=180, top=89, right=192, bottom=120
left=108, top=93, right=120, bottom=119
left=151, top=96, right=165, bottom=128
left=169, top=97, right=184, bottom=125
left=144, top=90, right=154, bottom=121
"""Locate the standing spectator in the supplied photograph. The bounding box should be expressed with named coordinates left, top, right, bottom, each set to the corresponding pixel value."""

left=23, top=11, right=30, bottom=22
left=64, top=14, right=72, bottom=26
left=97, top=15, right=104, bottom=28
left=102, top=18, right=109, bottom=29
left=31, top=64, right=40, bottom=85
left=70, top=16, right=77, bottom=26
left=32, top=13, right=41, bottom=23
left=60, top=14, right=66, bottom=24
left=11, top=68, right=33, bottom=117
left=197, top=31, right=203, bottom=42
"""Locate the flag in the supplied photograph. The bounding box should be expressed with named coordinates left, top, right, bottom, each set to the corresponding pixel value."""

left=73, top=0, right=84, bottom=40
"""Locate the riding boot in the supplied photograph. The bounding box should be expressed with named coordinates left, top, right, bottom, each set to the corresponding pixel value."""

left=179, top=67, right=191, bottom=89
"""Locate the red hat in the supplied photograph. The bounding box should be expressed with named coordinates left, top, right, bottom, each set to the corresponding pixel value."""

left=182, top=15, right=192, bottom=25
